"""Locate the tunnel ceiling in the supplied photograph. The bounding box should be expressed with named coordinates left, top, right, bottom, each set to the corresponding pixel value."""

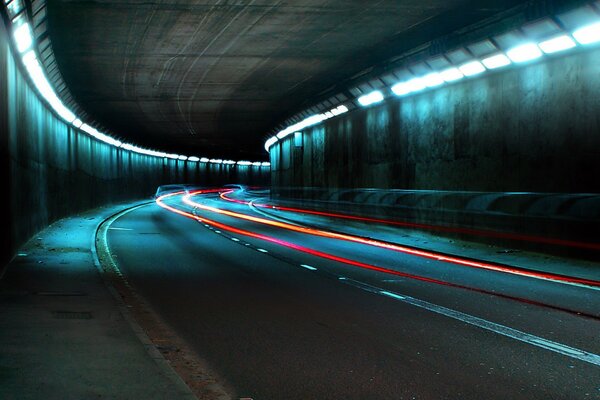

left=46, top=0, right=524, bottom=159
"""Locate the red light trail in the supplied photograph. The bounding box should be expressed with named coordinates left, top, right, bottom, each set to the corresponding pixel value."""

left=155, top=190, right=600, bottom=320
left=219, top=190, right=600, bottom=252
left=186, top=190, right=600, bottom=289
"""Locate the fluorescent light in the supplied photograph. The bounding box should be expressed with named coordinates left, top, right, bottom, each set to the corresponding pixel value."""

left=13, top=22, right=32, bottom=53
left=336, top=105, right=349, bottom=114
left=573, top=22, right=600, bottom=45
left=538, top=35, right=577, bottom=54
left=264, top=136, right=278, bottom=151
left=80, top=124, right=122, bottom=147
left=459, top=61, right=486, bottom=76
left=188, top=156, right=200, bottom=162
left=440, top=67, right=464, bottom=82
left=261, top=162, right=271, bottom=167
left=406, top=77, right=427, bottom=92
left=330, top=105, right=349, bottom=115
left=178, top=155, right=188, bottom=161
left=422, top=72, right=444, bottom=87
left=506, top=43, right=542, bottom=63
left=324, top=111, right=334, bottom=118
left=275, top=114, right=326, bottom=140
left=357, top=90, right=384, bottom=107
left=209, top=159, right=223, bottom=164
left=72, top=118, right=83, bottom=128
left=22, top=50, right=76, bottom=123
left=482, top=53, right=511, bottom=69
left=200, top=157, right=209, bottom=163
left=252, top=161, right=262, bottom=167
left=391, top=81, right=411, bottom=96
left=237, top=161, right=252, bottom=166
left=165, top=154, right=179, bottom=160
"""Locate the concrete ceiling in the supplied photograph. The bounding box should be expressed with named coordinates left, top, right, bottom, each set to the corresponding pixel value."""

left=47, top=0, right=525, bottom=159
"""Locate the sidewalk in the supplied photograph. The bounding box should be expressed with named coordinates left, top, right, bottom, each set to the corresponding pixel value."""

left=0, top=202, right=196, bottom=400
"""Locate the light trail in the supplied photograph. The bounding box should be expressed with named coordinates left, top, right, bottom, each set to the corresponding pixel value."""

left=185, top=190, right=600, bottom=289
left=219, top=190, right=600, bottom=252
left=156, top=191, right=600, bottom=320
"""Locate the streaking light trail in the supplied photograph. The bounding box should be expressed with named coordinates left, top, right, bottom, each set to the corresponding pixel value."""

left=155, top=191, right=600, bottom=320
left=183, top=191, right=600, bottom=289
left=218, top=190, right=600, bottom=252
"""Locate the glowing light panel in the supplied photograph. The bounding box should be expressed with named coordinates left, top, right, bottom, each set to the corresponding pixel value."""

left=13, top=22, right=32, bottom=53
left=539, top=35, right=577, bottom=54
left=459, top=61, right=486, bottom=76
left=357, top=90, right=384, bottom=106
left=506, top=43, right=543, bottom=63
left=573, top=22, right=600, bottom=45
left=482, top=53, right=511, bottom=69
left=440, top=67, right=464, bottom=82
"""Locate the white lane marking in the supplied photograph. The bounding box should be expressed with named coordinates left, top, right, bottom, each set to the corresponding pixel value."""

left=300, top=264, right=317, bottom=271
left=108, top=227, right=133, bottom=231
left=231, top=238, right=240, bottom=242
left=214, top=230, right=221, bottom=234
left=257, top=248, right=268, bottom=253
left=380, top=291, right=406, bottom=300
left=377, top=288, right=600, bottom=367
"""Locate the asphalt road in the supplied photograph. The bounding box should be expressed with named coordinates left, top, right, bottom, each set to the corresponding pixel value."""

left=105, top=189, right=600, bottom=399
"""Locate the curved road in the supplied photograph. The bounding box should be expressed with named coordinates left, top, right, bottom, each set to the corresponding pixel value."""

left=105, top=188, right=600, bottom=399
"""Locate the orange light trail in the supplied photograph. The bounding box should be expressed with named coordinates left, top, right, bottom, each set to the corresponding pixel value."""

left=187, top=190, right=600, bottom=288
left=219, top=190, right=600, bottom=251
left=155, top=190, right=600, bottom=320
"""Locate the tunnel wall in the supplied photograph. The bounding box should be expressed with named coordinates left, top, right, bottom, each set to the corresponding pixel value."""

left=0, top=21, right=268, bottom=266
left=270, top=47, right=600, bottom=194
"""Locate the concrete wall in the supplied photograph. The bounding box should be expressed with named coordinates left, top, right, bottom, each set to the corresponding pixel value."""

left=0, top=21, right=268, bottom=266
left=271, top=46, right=600, bottom=194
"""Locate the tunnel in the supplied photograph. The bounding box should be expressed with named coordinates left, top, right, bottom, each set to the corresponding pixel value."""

left=1, top=0, right=599, bottom=399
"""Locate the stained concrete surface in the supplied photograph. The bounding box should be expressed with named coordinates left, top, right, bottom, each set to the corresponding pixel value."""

left=45, top=0, right=528, bottom=158
left=0, top=203, right=197, bottom=400
left=271, top=46, right=600, bottom=193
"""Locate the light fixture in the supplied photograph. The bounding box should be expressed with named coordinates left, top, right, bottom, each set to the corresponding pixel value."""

left=261, top=162, right=271, bottom=167
left=573, top=21, right=600, bottom=45
left=459, top=61, right=486, bottom=76
left=357, top=90, right=384, bottom=106
left=252, top=162, right=262, bottom=167
left=539, top=35, right=577, bottom=54
left=439, top=67, right=464, bottom=82
left=481, top=53, right=511, bottom=69
left=422, top=72, right=444, bottom=87
left=188, top=156, right=200, bottom=162
left=506, top=43, right=543, bottom=63
left=200, top=157, right=210, bottom=163
left=406, top=77, right=427, bottom=92
left=178, top=155, right=188, bottom=161
left=391, top=81, right=411, bottom=96
left=13, top=22, right=32, bottom=53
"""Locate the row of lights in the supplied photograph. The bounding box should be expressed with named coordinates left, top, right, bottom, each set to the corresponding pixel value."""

left=5, top=0, right=270, bottom=168
left=265, top=3, right=600, bottom=152
left=263, top=105, right=349, bottom=152
left=359, top=22, right=600, bottom=106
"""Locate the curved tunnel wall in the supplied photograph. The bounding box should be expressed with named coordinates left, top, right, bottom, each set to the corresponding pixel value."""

left=0, top=22, right=268, bottom=266
left=270, top=46, right=600, bottom=194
